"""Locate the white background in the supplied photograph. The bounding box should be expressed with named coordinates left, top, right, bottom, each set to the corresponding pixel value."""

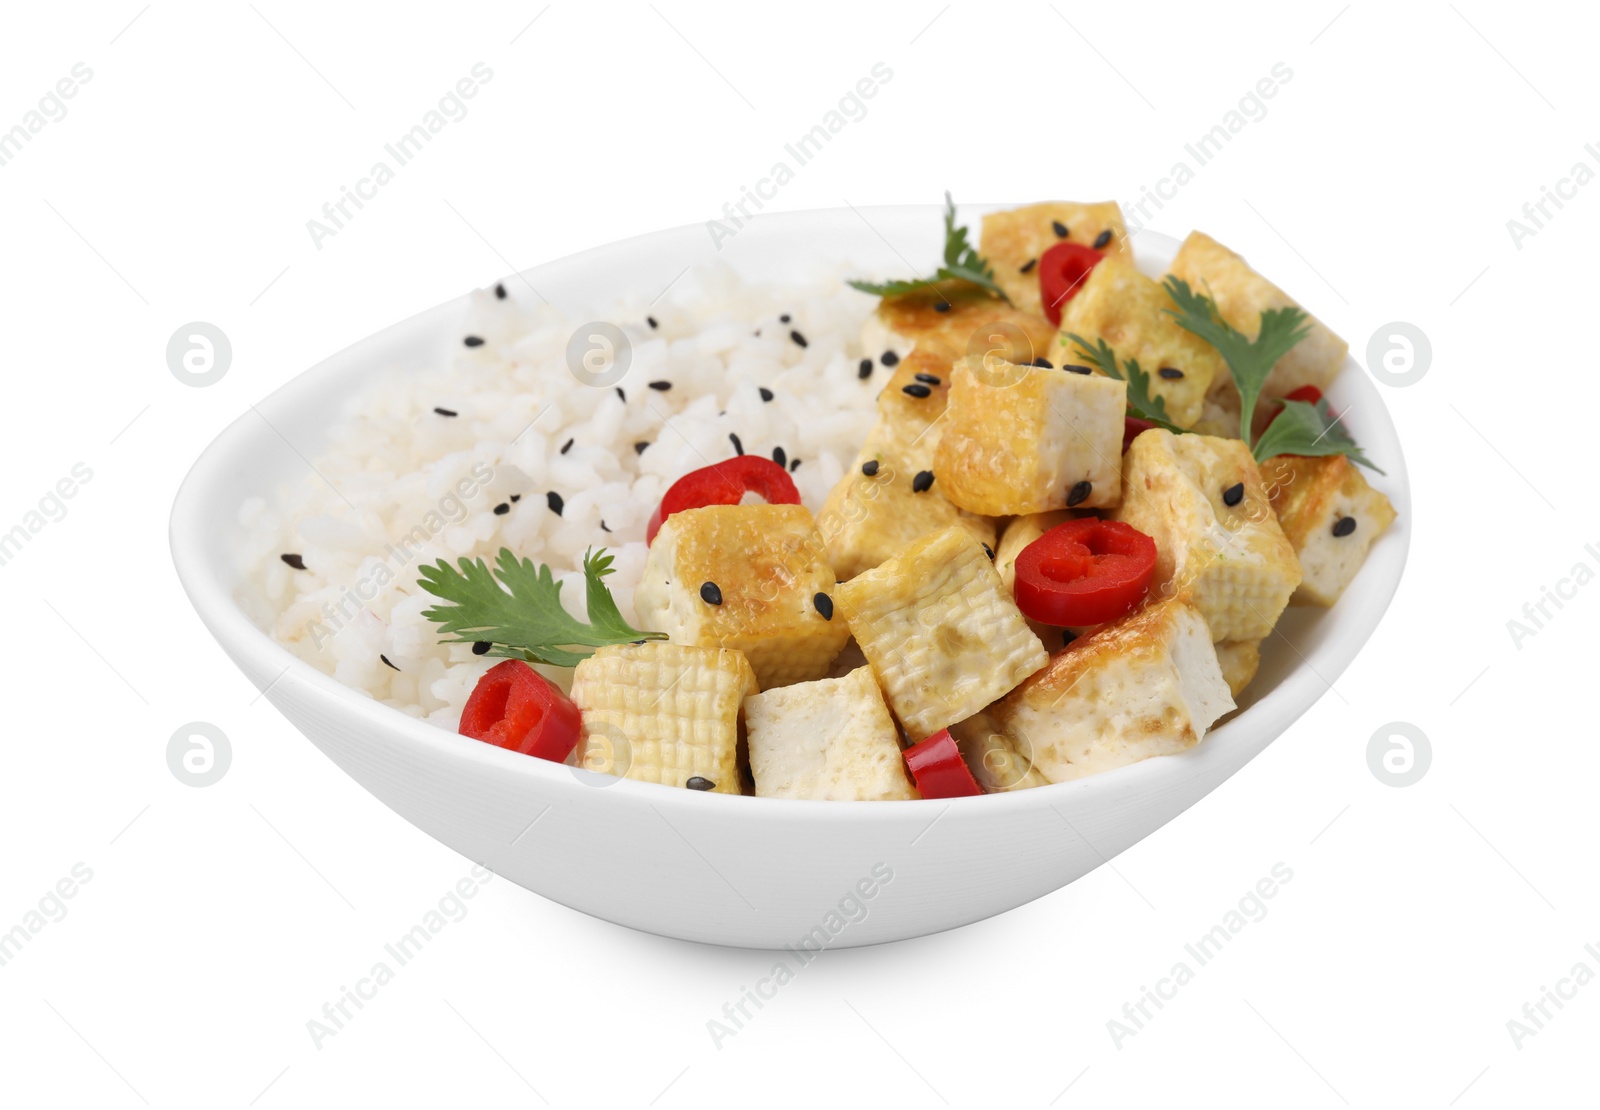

left=0, top=1, right=1589, bottom=1106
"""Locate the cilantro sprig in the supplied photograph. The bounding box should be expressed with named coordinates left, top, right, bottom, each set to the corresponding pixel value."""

left=1062, top=333, right=1184, bottom=434
left=419, top=547, right=664, bottom=667
left=848, top=192, right=1010, bottom=303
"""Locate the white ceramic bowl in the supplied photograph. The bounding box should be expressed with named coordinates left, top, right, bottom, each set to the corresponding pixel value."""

left=170, top=206, right=1410, bottom=949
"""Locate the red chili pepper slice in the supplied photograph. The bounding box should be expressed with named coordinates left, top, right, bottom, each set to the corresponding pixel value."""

left=646, top=456, right=801, bottom=544
left=459, top=659, right=583, bottom=763
left=903, top=729, right=983, bottom=799
left=1039, top=241, right=1106, bottom=326
left=1122, top=416, right=1156, bottom=453
left=1013, top=518, right=1158, bottom=627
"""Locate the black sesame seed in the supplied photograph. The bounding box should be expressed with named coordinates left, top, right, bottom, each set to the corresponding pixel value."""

left=790, top=329, right=808, bottom=348
left=1333, top=516, right=1358, bottom=538
left=648, top=380, right=672, bottom=392
left=1222, top=482, right=1245, bottom=507
left=647, top=315, right=658, bottom=329
left=814, top=592, right=834, bottom=620
left=686, top=776, right=716, bottom=791
left=983, top=543, right=995, bottom=560
left=380, top=654, right=399, bottom=671
left=772, top=446, right=787, bottom=468
left=615, top=386, right=626, bottom=402
left=914, top=372, right=942, bottom=385
left=434, top=406, right=458, bottom=417
left=634, top=440, right=650, bottom=455
left=902, top=383, right=932, bottom=398
left=494, top=283, right=506, bottom=300
left=1093, top=229, right=1113, bottom=250
left=547, top=491, right=564, bottom=516
left=861, top=460, right=880, bottom=477
left=934, top=301, right=951, bottom=313
left=1034, top=358, right=1053, bottom=369
left=759, top=387, right=774, bottom=402
left=780, top=313, right=792, bottom=323
left=912, top=470, right=935, bottom=493
left=1158, top=367, right=1184, bottom=380
left=858, top=358, right=874, bottom=380
left=600, top=519, right=611, bottom=533
left=493, top=502, right=510, bottom=515
left=1067, top=480, right=1092, bottom=507
left=464, top=335, right=485, bottom=348
left=1052, top=220, right=1069, bottom=238
left=472, top=640, right=492, bottom=655
left=729, top=433, right=744, bottom=456
left=560, top=437, right=574, bottom=454
left=700, top=581, right=723, bottom=605
left=1065, top=365, right=1093, bottom=375
left=789, top=458, right=800, bottom=472
left=509, top=494, right=521, bottom=503
left=881, top=350, right=900, bottom=367
left=1020, top=258, right=1038, bottom=274
left=281, top=553, right=306, bottom=570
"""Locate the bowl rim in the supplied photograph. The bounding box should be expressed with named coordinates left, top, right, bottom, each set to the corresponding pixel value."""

left=169, top=203, right=1411, bottom=826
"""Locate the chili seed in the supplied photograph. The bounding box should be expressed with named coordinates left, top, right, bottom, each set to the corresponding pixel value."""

left=281, top=553, right=306, bottom=570
left=914, top=372, right=941, bottom=385
left=858, top=358, right=874, bottom=380
left=1332, top=516, right=1358, bottom=538
left=494, top=283, right=506, bottom=300
left=547, top=491, right=564, bottom=516
left=1052, top=220, right=1069, bottom=238
left=381, top=654, right=400, bottom=671
left=861, top=460, right=880, bottom=476
left=700, top=581, right=723, bottom=605
left=560, top=437, right=574, bottom=454
left=814, top=592, right=834, bottom=620
left=790, top=329, right=808, bottom=348
left=912, top=470, right=934, bottom=493
left=647, top=315, right=658, bottom=329
left=472, top=641, right=492, bottom=655
left=1093, top=229, right=1113, bottom=249
left=1020, top=258, right=1037, bottom=274
left=634, top=440, right=650, bottom=455
left=493, top=502, right=510, bottom=515
left=902, top=383, right=932, bottom=398
left=1158, top=367, right=1184, bottom=380
left=729, top=432, right=744, bottom=456
left=1065, top=365, right=1093, bottom=375
left=881, top=350, right=900, bottom=367
left=759, top=387, right=774, bottom=402
left=1034, top=358, right=1053, bottom=369
left=686, top=776, right=716, bottom=791
left=433, top=406, right=458, bottom=417
left=1067, top=480, right=1092, bottom=507
left=1222, top=482, right=1244, bottom=507
left=772, top=446, right=787, bottom=468
left=463, top=335, right=485, bottom=348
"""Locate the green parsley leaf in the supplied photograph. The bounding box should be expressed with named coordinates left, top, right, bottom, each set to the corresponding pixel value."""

left=418, top=547, right=665, bottom=667
left=1062, top=332, right=1185, bottom=434
left=1251, top=397, right=1383, bottom=473
left=848, top=193, right=1011, bottom=304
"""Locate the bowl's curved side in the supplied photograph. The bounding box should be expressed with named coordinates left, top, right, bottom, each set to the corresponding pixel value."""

left=171, top=206, right=1410, bottom=948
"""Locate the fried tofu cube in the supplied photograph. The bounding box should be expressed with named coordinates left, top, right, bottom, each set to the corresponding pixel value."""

left=1262, top=454, right=1396, bottom=606
left=934, top=355, right=1125, bottom=516
left=1048, top=257, right=1225, bottom=428
left=1113, top=430, right=1301, bottom=642
left=836, top=525, right=1048, bottom=740
left=1168, top=231, right=1348, bottom=399
left=980, top=201, right=1130, bottom=316
left=634, top=504, right=849, bottom=688
left=571, top=642, right=757, bottom=794
left=988, top=597, right=1234, bottom=783
left=744, top=666, right=916, bottom=801
left=949, top=710, right=1050, bottom=793
left=873, top=346, right=957, bottom=471
left=1214, top=639, right=1262, bottom=699
left=860, top=280, right=1058, bottom=371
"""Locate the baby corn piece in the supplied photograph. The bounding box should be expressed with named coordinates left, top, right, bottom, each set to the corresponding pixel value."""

left=1114, top=430, right=1301, bottom=642
left=634, top=504, right=850, bottom=688
left=980, top=201, right=1130, bottom=316
left=989, top=597, right=1234, bottom=784
left=949, top=710, right=1050, bottom=793
left=570, top=642, right=757, bottom=794
left=859, top=280, right=1059, bottom=372
left=1214, top=639, right=1263, bottom=700
left=1168, top=230, right=1348, bottom=399
left=1048, top=257, right=1225, bottom=428
left=1261, top=454, right=1396, bottom=606
left=836, top=524, right=1048, bottom=741
left=744, top=666, right=917, bottom=801
left=935, top=354, right=1125, bottom=516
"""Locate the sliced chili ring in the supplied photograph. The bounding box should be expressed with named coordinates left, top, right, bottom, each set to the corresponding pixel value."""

left=903, top=729, right=983, bottom=799
left=646, top=455, right=801, bottom=544
left=1013, top=518, right=1158, bottom=628
left=459, top=659, right=583, bottom=763
left=1038, top=241, right=1105, bottom=326
left=1122, top=415, right=1156, bottom=453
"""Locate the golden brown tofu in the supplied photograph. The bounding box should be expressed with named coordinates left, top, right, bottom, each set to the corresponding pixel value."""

left=1262, top=454, right=1396, bottom=606
left=934, top=355, right=1126, bottom=516
left=571, top=642, right=757, bottom=794
left=861, top=280, right=1058, bottom=370
left=1049, top=257, right=1225, bottom=428
left=1114, top=430, right=1301, bottom=642
left=873, top=346, right=956, bottom=471
left=1168, top=230, right=1348, bottom=399
left=634, top=504, right=850, bottom=688
left=836, top=525, right=1048, bottom=741
left=980, top=201, right=1130, bottom=316
left=1214, top=639, right=1262, bottom=699
left=988, top=597, right=1233, bottom=783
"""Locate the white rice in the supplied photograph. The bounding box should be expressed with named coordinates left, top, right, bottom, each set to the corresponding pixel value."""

left=236, top=262, right=882, bottom=728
